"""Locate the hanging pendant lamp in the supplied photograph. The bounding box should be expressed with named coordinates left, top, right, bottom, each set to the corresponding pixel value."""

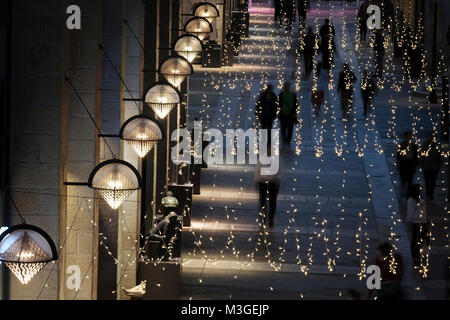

left=194, top=2, right=220, bottom=23
left=158, top=55, right=194, bottom=88
left=173, top=34, right=203, bottom=63
left=144, top=81, right=181, bottom=119
left=0, top=224, right=58, bottom=285
left=184, top=17, right=213, bottom=41
left=120, top=115, right=163, bottom=158
left=88, top=159, right=143, bottom=209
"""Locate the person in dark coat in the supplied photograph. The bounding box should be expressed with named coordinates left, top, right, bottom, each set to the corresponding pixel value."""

left=278, top=81, right=298, bottom=145
left=396, top=131, right=419, bottom=196
left=374, top=29, right=385, bottom=79
left=274, top=0, right=282, bottom=25
left=337, top=63, right=356, bottom=120
left=256, top=84, right=278, bottom=144
left=368, top=242, right=404, bottom=300
left=255, top=150, right=283, bottom=228
left=357, top=1, right=369, bottom=41
left=319, top=18, right=335, bottom=41
left=406, top=184, right=429, bottom=266
left=319, top=19, right=336, bottom=70
left=282, top=0, right=296, bottom=32
left=303, top=27, right=318, bottom=78
left=420, top=132, right=444, bottom=200
left=361, top=71, right=376, bottom=116
left=297, top=0, right=310, bottom=31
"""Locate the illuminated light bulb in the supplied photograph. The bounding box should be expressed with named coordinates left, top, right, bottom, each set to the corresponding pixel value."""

left=18, top=252, right=34, bottom=259
left=0, top=230, right=56, bottom=285
left=121, top=115, right=162, bottom=157
left=135, top=133, right=148, bottom=140
left=158, top=96, right=168, bottom=104
left=107, top=179, right=123, bottom=189
left=92, top=163, right=140, bottom=210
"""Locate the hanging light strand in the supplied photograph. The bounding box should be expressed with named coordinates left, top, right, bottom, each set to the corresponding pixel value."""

left=98, top=44, right=141, bottom=112
left=123, top=19, right=145, bottom=52
left=7, top=191, right=26, bottom=224
left=65, top=77, right=116, bottom=159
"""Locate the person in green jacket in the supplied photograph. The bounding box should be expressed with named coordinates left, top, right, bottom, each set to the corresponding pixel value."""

left=278, top=82, right=298, bottom=146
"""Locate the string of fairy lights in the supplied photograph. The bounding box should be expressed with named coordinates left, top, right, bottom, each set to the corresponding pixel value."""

left=5, top=0, right=448, bottom=300
left=91, top=0, right=447, bottom=299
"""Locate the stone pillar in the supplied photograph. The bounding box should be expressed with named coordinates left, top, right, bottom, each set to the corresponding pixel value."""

left=142, top=0, right=161, bottom=242
left=96, top=0, right=122, bottom=300
left=172, top=0, right=182, bottom=45
left=0, top=0, right=11, bottom=301
left=160, top=0, right=177, bottom=186
left=59, top=0, right=103, bottom=300
left=7, top=0, right=67, bottom=300
left=116, top=0, right=143, bottom=300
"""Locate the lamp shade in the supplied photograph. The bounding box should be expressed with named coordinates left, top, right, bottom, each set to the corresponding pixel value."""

left=120, top=115, right=163, bottom=158
left=88, top=159, right=143, bottom=209
left=184, top=17, right=213, bottom=41
left=159, top=55, right=193, bottom=88
left=194, top=2, right=220, bottom=23
left=0, top=224, right=58, bottom=285
left=144, top=81, right=181, bottom=119
left=173, top=34, right=203, bottom=63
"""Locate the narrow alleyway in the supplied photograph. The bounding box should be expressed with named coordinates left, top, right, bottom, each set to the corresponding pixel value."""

left=181, top=1, right=447, bottom=299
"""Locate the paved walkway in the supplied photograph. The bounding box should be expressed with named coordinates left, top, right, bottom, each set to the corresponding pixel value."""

left=181, top=1, right=448, bottom=299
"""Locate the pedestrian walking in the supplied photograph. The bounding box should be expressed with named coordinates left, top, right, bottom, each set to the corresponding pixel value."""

left=282, top=0, right=296, bottom=32
left=396, top=131, right=419, bottom=197
left=406, top=184, right=430, bottom=266
left=374, top=29, right=385, bottom=80
left=337, top=63, right=356, bottom=120
left=368, top=242, right=404, bottom=300
left=319, top=18, right=335, bottom=40
left=274, top=0, right=282, bottom=25
left=278, top=81, right=298, bottom=145
left=303, top=27, right=318, bottom=78
left=347, top=289, right=361, bottom=300
left=361, top=71, right=376, bottom=116
left=255, top=151, right=283, bottom=228
left=311, top=62, right=326, bottom=117
left=297, top=0, right=310, bottom=32
left=420, top=132, right=444, bottom=200
left=256, top=84, right=278, bottom=144
left=319, top=19, right=336, bottom=70
left=357, top=2, right=369, bottom=41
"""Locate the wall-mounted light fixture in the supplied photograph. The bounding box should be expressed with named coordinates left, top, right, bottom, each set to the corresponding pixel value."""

left=194, top=2, right=220, bottom=23
left=173, top=34, right=203, bottom=63
left=144, top=81, right=181, bottom=119
left=158, top=55, right=194, bottom=88
left=65, top=159, right=143, bottom=210
left=184, top=16, right=213, bottom=41
left=0, top=224, right=58, bottom=284
left=120, top=115, right=163, bottom=158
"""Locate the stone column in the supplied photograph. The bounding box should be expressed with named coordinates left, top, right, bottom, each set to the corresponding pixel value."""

left=7, top=0, right=66, bottom=300
left=142, top=0, right=160, bottom=242
left=60, top=0, right=103, bottom=300
left=116, top=0, right=143, bottom=300
left=96, top=0, right=122, bottom=300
